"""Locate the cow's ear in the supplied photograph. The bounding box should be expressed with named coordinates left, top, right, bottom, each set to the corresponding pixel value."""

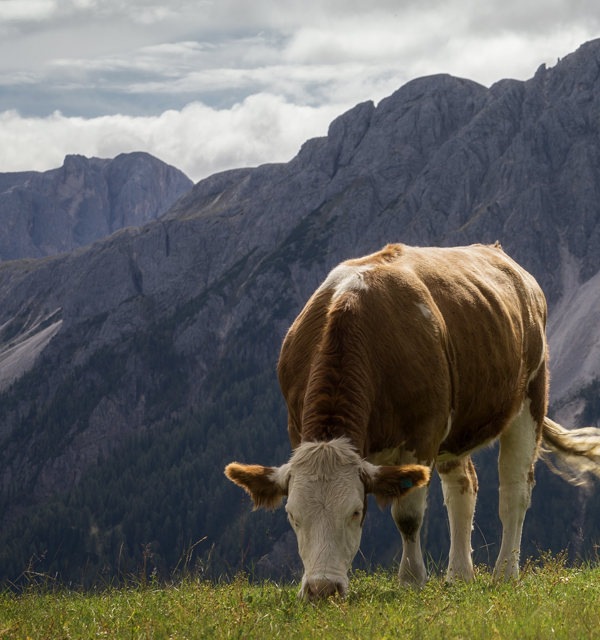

left=225, top=462, right=290, bottom=510
left=362, top=462, right=430, bottom=510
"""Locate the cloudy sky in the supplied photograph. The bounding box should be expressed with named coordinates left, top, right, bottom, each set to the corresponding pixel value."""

left=0, top=0, right=599, bottom=182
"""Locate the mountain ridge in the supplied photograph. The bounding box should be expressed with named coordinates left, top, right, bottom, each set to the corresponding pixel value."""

left=0, top=151, right=193, bottom=262
left=2, top=40, right=600, bottom=580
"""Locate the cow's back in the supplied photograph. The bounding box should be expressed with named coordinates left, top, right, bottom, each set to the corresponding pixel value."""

left=278, top=243, right=548, bottom=461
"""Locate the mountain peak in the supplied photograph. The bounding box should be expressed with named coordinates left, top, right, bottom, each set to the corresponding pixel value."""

left=0, top=152, right=192, bottom=262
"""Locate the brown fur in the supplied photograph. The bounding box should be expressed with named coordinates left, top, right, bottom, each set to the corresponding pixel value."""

left=467, top=457, right=479, bottom=494
left=224, top=463, right=286, bottom=510
left=278, top=243, right=549, bottom=466
left=301, top=292, right=374, bottom=449
left=436, top=459, right=462, bottom=474
left=363, top=464, right=431, bottom=510
left=437, top=457, right=478, bottom=494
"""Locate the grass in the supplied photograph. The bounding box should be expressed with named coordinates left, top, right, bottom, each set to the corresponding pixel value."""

left=1, top=555, right=599, bottom=639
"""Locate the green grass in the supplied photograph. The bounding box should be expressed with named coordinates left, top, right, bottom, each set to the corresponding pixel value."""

left=1, top=556, right=599, bottom=639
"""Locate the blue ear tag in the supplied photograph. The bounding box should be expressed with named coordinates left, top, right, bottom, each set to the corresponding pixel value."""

left=400, top=478, right=413, bottom=489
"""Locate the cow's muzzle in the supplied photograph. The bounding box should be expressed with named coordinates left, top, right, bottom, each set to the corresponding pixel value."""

left=302, top=578, right=347, bottom=601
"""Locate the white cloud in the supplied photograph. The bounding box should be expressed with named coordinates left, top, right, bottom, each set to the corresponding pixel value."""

left=34, top=24, right=597, bottom=109
left=1, top=0, right=600, bottom=177
left=0, top=71, right=39, bottom=86
left=6, top=3, right=597, bottom=102
left=0, top=94, right=348, bottom=181
left=422, top=27, right=594, bottom=85
left=0, top=0, right=56, bottom=22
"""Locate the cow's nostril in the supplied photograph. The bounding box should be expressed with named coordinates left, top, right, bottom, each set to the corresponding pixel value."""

left=307, top=579, right=339, bottom=600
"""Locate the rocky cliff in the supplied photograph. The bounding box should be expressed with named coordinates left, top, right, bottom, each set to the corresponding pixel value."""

left=0, top=152, right=193, bottom=261
left=2, top=40, right=600, bottom=580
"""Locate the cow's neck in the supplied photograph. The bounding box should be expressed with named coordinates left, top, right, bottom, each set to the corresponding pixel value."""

left=299, top=290, right=373, bottom=454
left=301, top=416, right=367, bottom=454
left=299, top=354, right=371, bottom=453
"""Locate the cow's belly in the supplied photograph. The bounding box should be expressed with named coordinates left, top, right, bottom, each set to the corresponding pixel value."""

left=366, top=444, right=408, bottom=466
left=436, top=437, right=496, bottom=463
left=437, top=394, right=524, bottom=460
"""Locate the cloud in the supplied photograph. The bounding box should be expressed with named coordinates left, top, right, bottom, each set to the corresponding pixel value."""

left=1, top=0, right=600, bottom=177
left=28, top=21, right=597, bottom=109
left=0, top=0, right=56, bottom=22
left=0, top=72, right=40, bottom=86
left=6, top=0, right=600, bottom=34
left=3, top=2, right=597, bottom=104
left=0, top=94, right=348, bottom=181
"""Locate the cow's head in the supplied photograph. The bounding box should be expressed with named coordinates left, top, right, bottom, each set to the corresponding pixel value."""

left=225, top=438, right=430, bottom=600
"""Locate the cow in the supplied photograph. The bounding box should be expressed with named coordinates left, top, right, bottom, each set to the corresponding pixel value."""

left=225, top=243, right=600, bottom=600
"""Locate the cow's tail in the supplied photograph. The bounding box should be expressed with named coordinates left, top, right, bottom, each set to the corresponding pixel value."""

left=539, top=417, right=600, bottom=486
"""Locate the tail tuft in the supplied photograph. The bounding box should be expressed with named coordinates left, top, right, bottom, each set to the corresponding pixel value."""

left=540, top=417, right=600, bottom=486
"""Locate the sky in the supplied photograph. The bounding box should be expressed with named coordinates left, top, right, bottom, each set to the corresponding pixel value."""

left=0, top=0, right=599, bottom=182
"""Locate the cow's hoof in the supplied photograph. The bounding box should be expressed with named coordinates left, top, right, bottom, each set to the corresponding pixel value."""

left=492, top=567, right=518, bottom=582
left=446, top=565, right=475, bottom=583
left=492, top=557, right=519, bottom=582
left=398, top=564, right=428, bottom=589
left=399, top=575, right=427, bottom=589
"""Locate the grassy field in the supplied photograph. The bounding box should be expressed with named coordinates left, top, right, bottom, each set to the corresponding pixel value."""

left=1, top=555, right=599, bottom=639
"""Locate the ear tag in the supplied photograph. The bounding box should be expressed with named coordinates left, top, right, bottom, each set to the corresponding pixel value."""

left=400, top=478, right=413, bottom=489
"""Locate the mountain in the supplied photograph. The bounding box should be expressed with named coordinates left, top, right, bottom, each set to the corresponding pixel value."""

left=0, top=152, right=193, bottom=262
left=3, top=40, right=600, bottom=582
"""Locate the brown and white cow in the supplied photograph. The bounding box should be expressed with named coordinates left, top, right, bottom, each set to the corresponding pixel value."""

left=226, top=243, right=600, bottom=599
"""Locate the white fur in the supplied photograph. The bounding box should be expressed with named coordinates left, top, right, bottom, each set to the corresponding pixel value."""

left=319, top=264, right=372, bottom=300
left=269, top=463, right=291, bottom=491
left=540, top=418, right=600, bottom=482
left=440, top=459, right=476, bottom=582
left=283, top=439, right=368, bottom=598
left=527, top=342, right=546, bottom=384
left=416, top=302, right=433, bottom=320
left=386, top=448, right=431, bottom=588
left=393, top=485, right=429, bottom=587
left=443, top=413, right=452, bottom=440
left=279, top=439, right=431, bottom=598
left=493, top=398, right=538, bottom=581
left=365, top=444, right=406, bottom=466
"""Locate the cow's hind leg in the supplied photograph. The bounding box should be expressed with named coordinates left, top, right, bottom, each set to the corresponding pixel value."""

left=392, top=481, right=429, bottom=588
left=493, top=397, right=540, bottom=581
left=437, top=456, right=478, bottom=582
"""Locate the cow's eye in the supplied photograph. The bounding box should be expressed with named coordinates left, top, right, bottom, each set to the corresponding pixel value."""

left=288, top=512, right=299, bottom=527
left=351, top=510, right=361, bottom=519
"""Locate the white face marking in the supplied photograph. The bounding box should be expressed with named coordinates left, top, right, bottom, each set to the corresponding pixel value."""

left=284, top=439, right=367, bottom=598
left=318, top=264, right=372, bottom=300
left=416, top=302, right=433, bottom=319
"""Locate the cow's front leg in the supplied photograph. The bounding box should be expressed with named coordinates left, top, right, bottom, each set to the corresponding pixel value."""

left=392, top=483, right=428, bottom=588
left=437, top=456, right=478, bottom=582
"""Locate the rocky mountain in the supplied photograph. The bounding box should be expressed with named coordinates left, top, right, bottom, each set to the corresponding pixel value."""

left=3, top=40, right=600, bottom=581
left=0, top=152, right=193, bottom=262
